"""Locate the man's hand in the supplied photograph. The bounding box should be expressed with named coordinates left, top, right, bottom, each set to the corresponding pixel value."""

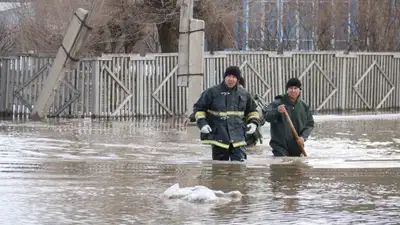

left=277, top=104, right=286, bottom=114
left=200, top=125, right=212, bottom=134
left=246, top=123, right=257, bottom=135
left=296, top=137, right=304, bottom=146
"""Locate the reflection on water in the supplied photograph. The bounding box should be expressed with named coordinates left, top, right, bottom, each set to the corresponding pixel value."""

left=269, top=163, right=309, bottom=212
left=1, top=115, right=400, bottom=224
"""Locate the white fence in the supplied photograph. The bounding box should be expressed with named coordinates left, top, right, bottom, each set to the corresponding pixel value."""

left=1, top=51, right=400, bottom=118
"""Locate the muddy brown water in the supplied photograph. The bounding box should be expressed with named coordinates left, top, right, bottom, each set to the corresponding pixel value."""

left=1, top=115, right=400, bottom=224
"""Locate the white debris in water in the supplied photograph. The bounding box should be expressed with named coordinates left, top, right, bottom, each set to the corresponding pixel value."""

left=366, top=141, right=393, bottom=146
left=163, top=183, right=242, bottom=203
left=392, top=138, right=400, bottom=143
left=313, top=113, right=400, bottom=122
left=335, top=132, right=352, bottom=135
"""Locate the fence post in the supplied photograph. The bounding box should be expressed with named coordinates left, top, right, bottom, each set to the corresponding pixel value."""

left=341, top=57, right=348, bottom=110
left=91, top=59, right=100, bottom=117
left=0, top=60, right=3, bottom=111
left=394, top=53, right=400, bottom=108
left=0, top=59, right=5, bottom=113
left=277, top=56, right=284, bottom=94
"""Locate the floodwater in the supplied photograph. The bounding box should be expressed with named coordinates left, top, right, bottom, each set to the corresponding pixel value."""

left=1, top=113, right=400, bottom=225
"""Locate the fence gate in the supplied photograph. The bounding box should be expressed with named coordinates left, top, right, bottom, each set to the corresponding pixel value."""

left=298, top=60, right=338, bottom=111
left=13, top=62, right=51, bottom=114
left=150, top=55, right=187, bottom=116
left=151, top=65, right=178, bottom=116
left=95, top=54, right=187, bottom=117
left=239, top=60, right=271, bottom=99
left=96, top=56, right=134, bottom=116
left=353, top=60, right=395, bottom=110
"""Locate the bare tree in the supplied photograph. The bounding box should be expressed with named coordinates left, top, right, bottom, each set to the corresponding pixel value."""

left=15, top=0, right=96, bottom=54
left=0, top=21, right=16, bottom=55
left=330, top=0, right=400, bottom=52
left=138, top=0, right=241, bottom=53
left=12, top=0, right=399, bottom=55
left=242, top=0, right=285, bottom=51
left=314, top=2, right=334, bottom=50
left=140, top=25, right=161, bottom=53
left=193, top=0, right=239, bottom=52
left=15, top=0, right=145, bottom=55
left=13, top=0, right=245, bottom=55
left=88, top=0, right=146, bottom=54
left=244, top=0, right=399, bottom=52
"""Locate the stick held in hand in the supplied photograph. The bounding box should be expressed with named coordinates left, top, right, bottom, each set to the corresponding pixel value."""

left=283, top=111, right=308, bottom=157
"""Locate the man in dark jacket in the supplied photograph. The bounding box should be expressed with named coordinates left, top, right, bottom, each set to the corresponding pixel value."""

left=264, top=78, right=314, bottom=157
left=193, top=66, right=260, bottom=161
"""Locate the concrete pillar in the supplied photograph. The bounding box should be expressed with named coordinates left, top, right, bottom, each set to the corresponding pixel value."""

left=0, top=59, right=7, bottom=114
left=91, top=59, right=100, bottom=117
left=187, top=18, right=205, bottom=116
left=177, top=0, right=205, bottom=117
left=30, top=8, right=92, bottom=120
left=177, top=0, right=192, bottom=88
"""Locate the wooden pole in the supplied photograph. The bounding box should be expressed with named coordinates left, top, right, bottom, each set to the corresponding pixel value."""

left=283, top=111, right=308, bottom=157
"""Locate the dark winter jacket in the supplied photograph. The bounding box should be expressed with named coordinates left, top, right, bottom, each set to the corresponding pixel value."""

left=264, top=94, right=314, bottom=156
left=193, top=82, right=260, bottom=149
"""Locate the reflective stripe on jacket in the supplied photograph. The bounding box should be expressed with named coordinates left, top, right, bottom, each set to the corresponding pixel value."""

left=193, top=82, right=260, bottom=149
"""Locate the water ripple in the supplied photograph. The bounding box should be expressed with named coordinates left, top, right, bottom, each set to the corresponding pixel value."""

left=1, top=117, right=400, bottom=224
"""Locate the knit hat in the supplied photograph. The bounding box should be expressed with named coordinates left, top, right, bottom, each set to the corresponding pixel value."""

left=224, top=66, right=241, bottom=80
left=286, top=78, right=302, bottom=90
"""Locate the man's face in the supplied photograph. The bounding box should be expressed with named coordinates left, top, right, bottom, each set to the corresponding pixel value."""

left=224, top=75, right=238, bottom=88
left=287, top=86, right=300, bottom=99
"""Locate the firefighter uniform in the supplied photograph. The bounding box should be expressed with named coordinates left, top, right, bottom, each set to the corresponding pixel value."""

left=193, top=66, right=260, bottom=161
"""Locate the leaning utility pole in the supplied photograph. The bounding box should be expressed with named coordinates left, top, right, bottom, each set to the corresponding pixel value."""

left=31, top=1, right=104, bottom=120
left=30, top=8, right=91, bottom=120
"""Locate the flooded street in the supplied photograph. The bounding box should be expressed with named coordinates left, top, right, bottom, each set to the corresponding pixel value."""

left=1, top=114, right=400, bottom=224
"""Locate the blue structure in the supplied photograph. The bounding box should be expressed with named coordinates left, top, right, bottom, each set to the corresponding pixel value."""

left=234, top=0, right=385, bottom=51
left=349, top=0, right=358, bottom=38
left=242, top=0, right=248, bottom=50
left=235, top=14, right=240, bottom=50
